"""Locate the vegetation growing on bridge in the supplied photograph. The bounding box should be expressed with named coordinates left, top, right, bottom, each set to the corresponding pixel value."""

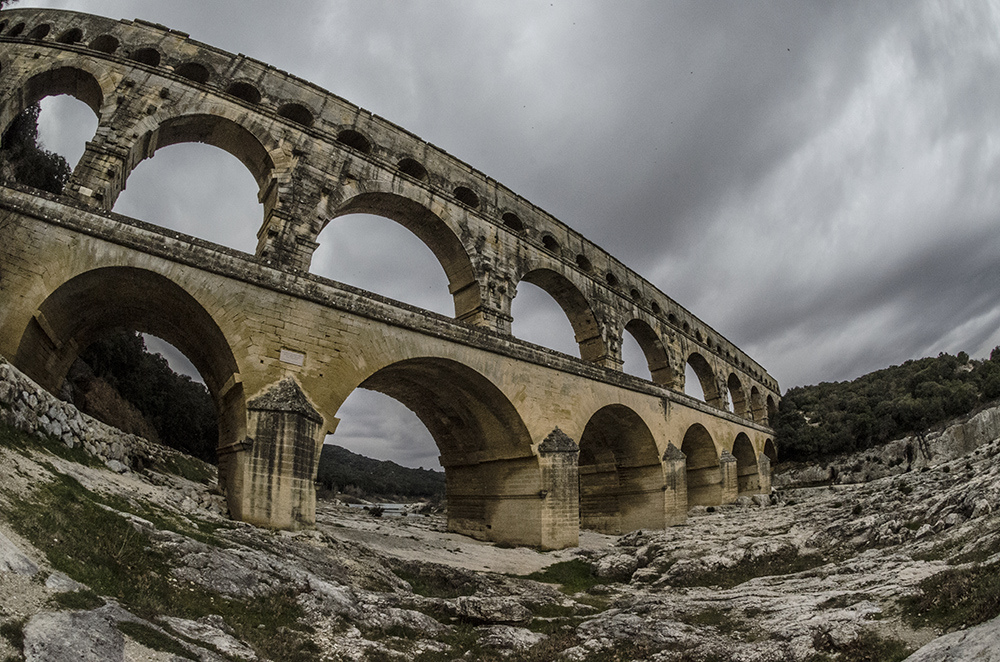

left=775, top=349, right=1000, bottom=461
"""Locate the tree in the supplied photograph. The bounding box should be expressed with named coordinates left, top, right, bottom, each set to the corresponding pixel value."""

left=0, top=103, right=71, bottom=195
left=80, top=332, right=218, bottom=463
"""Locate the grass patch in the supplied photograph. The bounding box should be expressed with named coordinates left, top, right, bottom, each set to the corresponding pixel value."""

left=154, top=455, right=215, bottom=485
left=117, top=621, right=195, bottom=659
left=680, top=607, right=744, bottom=629
left=50, top=589, right=105, bottom=611
left=0, top=419, right=100, bottom=468
left=813, top=628, right=911, bottom=662
left=391, top=563, right=476, bottom=599
left=668, top=548, right=829, bottom=589
left=3, top=470, right=318, bottom=661
left=817, top=593, right=872, bottom=610
left=901, top=560, right=1000, bottom=631
left=0, top=618, right=26, bottom=653
left=521, top=559, right=604, bottom=594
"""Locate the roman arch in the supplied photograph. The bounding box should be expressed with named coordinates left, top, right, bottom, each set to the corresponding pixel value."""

left=0, top=7, right=780, bottom=549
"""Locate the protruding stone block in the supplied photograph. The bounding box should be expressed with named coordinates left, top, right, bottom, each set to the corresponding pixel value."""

left=757, top=452, right=772, bottom=494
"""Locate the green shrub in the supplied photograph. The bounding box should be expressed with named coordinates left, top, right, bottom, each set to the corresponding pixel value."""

left=522, top=560, right=604, bottom=594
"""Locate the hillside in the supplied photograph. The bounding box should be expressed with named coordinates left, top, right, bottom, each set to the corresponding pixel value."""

left=775, top=349, right=1000, bottom=461
left=3, top=355, right=1000, bottom=660
left=316, top=444, right=445, bottom=501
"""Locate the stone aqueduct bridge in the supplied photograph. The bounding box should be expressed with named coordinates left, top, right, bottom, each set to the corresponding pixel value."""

left=0, top=8, right=780, bottom=549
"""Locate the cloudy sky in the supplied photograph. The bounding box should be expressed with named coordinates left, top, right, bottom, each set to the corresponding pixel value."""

left=21, top=1, right=1000, bottom=467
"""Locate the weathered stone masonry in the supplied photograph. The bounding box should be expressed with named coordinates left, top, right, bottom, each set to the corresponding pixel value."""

left=0, top=7, right=779, bottom=549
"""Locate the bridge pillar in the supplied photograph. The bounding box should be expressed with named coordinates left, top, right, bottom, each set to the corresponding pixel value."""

left=757, top=453, right=772, bottom=494
left=538, top=428, right=580, bottom=549
left=719, top=450, right=739, bottom=504
left=223, top=378, right=324, bottom=530
left=662, top=444, right=687, bottom=526
left=64, top=139, right=128, bottom=210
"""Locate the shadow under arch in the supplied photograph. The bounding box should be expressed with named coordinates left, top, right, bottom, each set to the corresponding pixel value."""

left=518, top=268, right=605, bottom=362
left=732, top=432, right=760, bottom=495
left=687, top=352, right=721, bottom=407
left=1, top=65, right=103, bottom=136
left=750, top=385, right=764, bottom=422
left=351, top=357, right=541, bottom=545
left=13, top=266, right=245, bottom=472
left=326, top=192, right=481, bottom=321
left=728, top=373, right=747, bottom=417
left=578, top=404, right=664, bottom=534
left=623, top=318, right=675, bottom=386
left=681, top=423, right=722, bottom=506
left=763, top=438, right=777, bottom=463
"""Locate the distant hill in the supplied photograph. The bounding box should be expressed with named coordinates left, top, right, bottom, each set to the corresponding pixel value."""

left=316, top=443, right=446, bottom=501
left=775, top=349, right=1000, bottom=462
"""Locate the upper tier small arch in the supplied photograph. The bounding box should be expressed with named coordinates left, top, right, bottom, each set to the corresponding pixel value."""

left=175, top=62, right=211, bottom=84
left=277, top=102, right=313, bottom=127
left=337, top=129, right=372, bottom=153
left=129, top=47, right=161, bottom=67
left=88, top=34, right=119, bottom=54
left=56, top=27, right=83, bottom=45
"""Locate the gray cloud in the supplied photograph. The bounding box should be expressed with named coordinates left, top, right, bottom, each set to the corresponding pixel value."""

left=23, top=0, right=1000, bottom=467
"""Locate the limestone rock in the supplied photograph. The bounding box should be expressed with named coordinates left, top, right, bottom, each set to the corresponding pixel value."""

left=593, top=553, right=638, bottom=582
left=159, top=616, right=257, bottom=661
left=451, top=596, right=532, bottom=624
left=0, top=530, right=38, bottom=576
left=44, top=572, right=86, bottom=593
left=23, top=609, right=124, bottom=662
left=477, top=625, right=546, bottom=654
left=904, top=614, right=1000, bottom=661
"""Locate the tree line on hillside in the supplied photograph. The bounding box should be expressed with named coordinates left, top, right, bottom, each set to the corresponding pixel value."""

left=316, top=443, right=445, bottom=501
left=80, top=332, right=219, bottom=463
left=775, top=349, right=1000, bottom=462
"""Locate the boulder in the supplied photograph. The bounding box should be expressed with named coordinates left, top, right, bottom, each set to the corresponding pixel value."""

left=904, top=614, right=1000, bottom=661
left=451, top=596, right=531, bottom=624
left=23, top=609, right=124, bottom=662
left=0, top=530, right=38, bottom=576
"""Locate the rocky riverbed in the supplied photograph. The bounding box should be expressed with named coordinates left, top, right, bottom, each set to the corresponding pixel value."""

left=1, top=358, right=999, bottom=661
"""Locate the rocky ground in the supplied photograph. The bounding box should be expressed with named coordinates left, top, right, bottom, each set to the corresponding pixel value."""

left=1, top=358, right=1000, bottom=661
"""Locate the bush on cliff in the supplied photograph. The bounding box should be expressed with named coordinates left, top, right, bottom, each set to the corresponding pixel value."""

left=78, top=331, right=218, bottom=463
left=776, top=349, right=1000, bottom=462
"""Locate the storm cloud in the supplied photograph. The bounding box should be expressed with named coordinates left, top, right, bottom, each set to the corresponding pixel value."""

left=23, top=1, right=1000, bottom=467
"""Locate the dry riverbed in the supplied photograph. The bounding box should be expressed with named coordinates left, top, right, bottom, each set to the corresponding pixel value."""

left=1, top=412, right=999, bottom=660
